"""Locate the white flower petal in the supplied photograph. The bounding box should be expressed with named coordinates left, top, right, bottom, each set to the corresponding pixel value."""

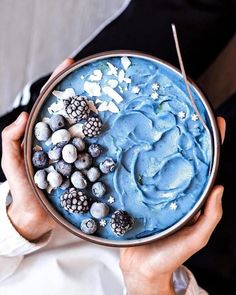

left=68, top=123, right=84, bottom=138
left=108, top=101, right=119, bottom=113
left=107, top=79, right=118, bottom=88
left=118, top=70, right=125, bottom=83
left=102, top=86, right=123, bottom=104
left=89, top=69, right=103, bottom=82
left=98, top=101, right=109, bottom=112
left=52, top=88, right=75, bottom=100
left=48, top=100, right=65, bottom=114
left=84, top=81, right=101, bottom=97
left=95, top=98, right=103, bottom=104
left=121, top=56, right=131, bottom=70
left=107, top=62, right=118, bottom=76
left=88, top=100, right=98, bottom=114
left=132, top=86, right=140, bottom=94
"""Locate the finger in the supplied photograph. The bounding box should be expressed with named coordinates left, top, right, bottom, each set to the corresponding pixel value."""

left=187, top=185, right=224, bottom=248
left=187, top=210, right=201, bottom=226
left=1, top=112, right=29, bottom=168
left=217, top=117, right=226, bottom=144
left=41, top=58, right=74, bottom=92
left=48, top=58, right=74, bottom=82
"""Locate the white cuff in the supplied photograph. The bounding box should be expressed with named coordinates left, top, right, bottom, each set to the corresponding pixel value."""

left=0, top=181, right=51, bottom=257
left=174, top=266, right=208, bottom=295
left=123, top=265, right=207, bottom=295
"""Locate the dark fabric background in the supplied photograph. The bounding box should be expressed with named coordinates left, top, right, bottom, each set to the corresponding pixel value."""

left=0, top=1, right=235, bottom=293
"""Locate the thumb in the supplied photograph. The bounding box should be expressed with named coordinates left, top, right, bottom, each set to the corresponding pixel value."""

left=187, top=185, right=224, bottom=251
left=1, top=112, right=29, bottom=169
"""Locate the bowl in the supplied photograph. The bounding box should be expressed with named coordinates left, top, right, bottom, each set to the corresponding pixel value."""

left=24, top=50, right=220, bottom=247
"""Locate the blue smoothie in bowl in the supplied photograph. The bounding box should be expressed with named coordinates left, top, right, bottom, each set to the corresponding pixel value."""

left=29, top=53, right=218, bottom=244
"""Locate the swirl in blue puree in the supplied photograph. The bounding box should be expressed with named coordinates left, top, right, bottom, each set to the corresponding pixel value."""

left=39, top=56, right=212, bottom=240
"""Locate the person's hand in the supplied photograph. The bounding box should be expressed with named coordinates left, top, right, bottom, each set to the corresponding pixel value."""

left=1, top=58, right=74, bottom=242
left=120, top=117, right=226, bottom=295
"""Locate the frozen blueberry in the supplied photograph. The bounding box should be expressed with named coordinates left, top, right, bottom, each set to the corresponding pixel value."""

left=32, top=151, right=49, bottom=168
left=74, top=153, right=92, bottom=170
left=92, top=182, right=106, bottom=198
left=34, top=169, right=48, bottom=189
left=55, top=160, right=73, bottom=177
left=72, top=137, right=86, bottom=152
left=88, top=144, right=102, bottom=158
left=87, top=167, right=101, bottom=182
left=48, top=145, right=62, bottom=161
left=71, top=171, right=87, bottom=189
left=60, top=178, right=71, bottom=190
left=34, top=122, right=51, bottom=141
left=99, top=158, right=116, bottom=174
left=47, top=171, right=63, bottom=188
left=80, top=218, right=97, bottom=235
left=51, top=129, right=71, bottom=145
left=49, top=114, right=66, bottom=131
left=90, top=202, right=109, bottom=219
left=62, top=144, right=77, bottom=163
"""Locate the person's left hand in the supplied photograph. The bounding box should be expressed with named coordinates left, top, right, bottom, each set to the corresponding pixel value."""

left=120, top=118, right=226, bottom=295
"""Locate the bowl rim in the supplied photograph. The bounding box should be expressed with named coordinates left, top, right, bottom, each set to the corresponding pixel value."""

left=24, top=50, right=220, bottom=247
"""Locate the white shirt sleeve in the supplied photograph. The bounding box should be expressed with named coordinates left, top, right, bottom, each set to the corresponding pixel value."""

left=173, top=265, right=208, bottom=295
left=123, top=265, right=208, bottom=295
left=0, top=181, right=51, bottom=282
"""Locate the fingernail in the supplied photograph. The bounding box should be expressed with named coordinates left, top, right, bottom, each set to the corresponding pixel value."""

left=15, top=113, right=24, bottom=125
left=62, top=58, right=74, bottom=66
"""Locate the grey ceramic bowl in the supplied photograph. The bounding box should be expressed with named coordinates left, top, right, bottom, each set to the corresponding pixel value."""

left=24, top=50, right=220, bottom=247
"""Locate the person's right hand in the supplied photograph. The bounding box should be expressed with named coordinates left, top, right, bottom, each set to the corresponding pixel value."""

left=1, top=58, right=74, bottom=241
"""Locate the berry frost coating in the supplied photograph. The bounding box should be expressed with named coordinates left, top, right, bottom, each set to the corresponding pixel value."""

left=72, top=137, right=86, bottom=151
left=99, top=158, right=116, bottom=174
left=34, top=169, right=48, bottom=190
left=47, top=170, right=63, bottom=188
left=80, top=218, right=97, bottom=235
left=32, top=151, right=49, bottom=169
left=74, top=153, right=92, bottom=170
left=71, top=171, right=87, bottom=189
left=51, top=129, right=71, bottom=145
left=82, top=117, right=102, bottom=137
left=88, top=144, right=102, bottom=158
left=48, top=145, right=62, bottom=161
left=64, top=95, right=90, bottom=121
left=87, top=167, right=101, bottom=182
left=55, top=160, right=73, bottom=177
left=110, top=210, right=135, bottom=236
left=49, top=114, right=66, bottom=131
left=92, top=182, right=106, bottom=198
left=62, top=144, right=77, bottom=163
left=90, top=202, right=109, bottom=219
left=60, top=187, right=90, bottom=213
left=34, top=122, right=51, bottom=141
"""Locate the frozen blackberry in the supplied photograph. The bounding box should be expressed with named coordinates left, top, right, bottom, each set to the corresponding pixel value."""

left=82, top=117, right=102, bottom=137
left=110, top=210, right=134, bottom=236
left=60, top=188, right=90, bottom=214
left=65, top=96, right=90, bottom=121
left=32, top=151, right=49, bottom=168
left=88, top=144, right=102, bottom=158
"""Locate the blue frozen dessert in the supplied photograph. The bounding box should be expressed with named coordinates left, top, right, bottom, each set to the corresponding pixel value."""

left=32, top=55, right=212, bottom=240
